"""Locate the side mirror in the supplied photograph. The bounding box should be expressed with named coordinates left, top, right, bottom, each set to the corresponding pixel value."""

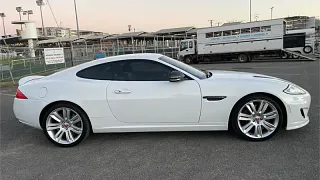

left=169, top=71, right=185, bottom=82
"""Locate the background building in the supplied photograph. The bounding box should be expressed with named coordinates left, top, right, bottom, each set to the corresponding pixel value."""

left=36, top=27, right=71, bottom=38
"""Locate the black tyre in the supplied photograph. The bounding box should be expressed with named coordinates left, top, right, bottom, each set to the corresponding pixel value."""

left=281, top=52, right=289, bottom=59
left=230, top=95, right=284, bottom=141
left=292, top=51, right=301, bottom=59
left=41, top=102, right=91, bottom=147
left=192, top=58, right=199, bottom=64
left=237, top=54, right=249, bottom=62
left=303, top=45, right=313, bottom=54
left=184, top=57, right=193, bottom=64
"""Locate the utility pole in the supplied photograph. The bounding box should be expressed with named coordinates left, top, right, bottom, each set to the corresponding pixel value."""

left=270, top=7, right=274, bottom=19
left=208, top=20, right=214, bottom=27
left=250, top=0, right=252, bottom=22
left=0, top=13, right=6, bottom=36
left=73, top=0, right=80, bottom=38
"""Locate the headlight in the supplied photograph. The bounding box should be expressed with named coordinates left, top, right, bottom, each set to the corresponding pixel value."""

left=283, top=84, right=306, bottom=95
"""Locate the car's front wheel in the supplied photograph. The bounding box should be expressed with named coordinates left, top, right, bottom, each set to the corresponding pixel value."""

left=42, top=103, right=91, bottom=147
left=230, top=95, right=284, bottom=141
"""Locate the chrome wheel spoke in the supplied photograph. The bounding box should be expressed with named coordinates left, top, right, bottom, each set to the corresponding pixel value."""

left=257, top=100, right=265, bottom=112
left=258, top=101, right=269, bottom=113
left=257, top=125, right=263, bottom=138
left=62, top=108, right=71, bottom=120
left=239, top=113, right=252, bottom=121
left=54, top=129, right=64, bottom=142
left=246, top=102, right=256, bottom=114
left=47, top=123, right=60, bottom=131
left=243, top=122, right=254, bottom=133
left=253, top=125, right=258, bottom=137
left=70, top=125, right=82, bottom=134
left=70, top=115, right=81, bottom=124
left=50, top=112, right=64, bottom=123
left=239, top=117, right=252, bottom=121
left=239, top=113, right=252, bottom=118
left=66, top=130, right=75, bottom=143
left=262, top=121, right=276, bottom=131
left=264, top=110, right=278, bottom=120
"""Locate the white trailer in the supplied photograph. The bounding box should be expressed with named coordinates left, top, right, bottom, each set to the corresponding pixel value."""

left=177, top=19, right=308, bottom=63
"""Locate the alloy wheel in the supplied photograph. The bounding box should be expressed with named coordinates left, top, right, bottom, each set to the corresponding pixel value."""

left=237, top=99, right=279, bottom=139
left=46, top=107, right=83, bottom=145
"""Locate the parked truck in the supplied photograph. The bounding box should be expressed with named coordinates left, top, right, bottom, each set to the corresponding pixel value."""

left=177, top=19, right=309, bottom=63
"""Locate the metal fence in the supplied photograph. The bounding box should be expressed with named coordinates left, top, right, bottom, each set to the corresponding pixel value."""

left=0, top=44, right=179, bottom=84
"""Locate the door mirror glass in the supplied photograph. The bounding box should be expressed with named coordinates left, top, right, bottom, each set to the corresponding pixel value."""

left=169, top=70, right=185, bottom=82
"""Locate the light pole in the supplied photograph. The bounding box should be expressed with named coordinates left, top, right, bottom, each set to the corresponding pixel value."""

left=0, top=13, right=6, bottom=36
left=250, top=0, right=252, bottom=22
left=270, top=7, right=274, bottom=19
left=36, top=0, right=45, bottom=36
left=23, top=10, right=33, bottom=20
left=16, top=7, right=23, bottom=30
left=73, top=0, right=80, bottom=38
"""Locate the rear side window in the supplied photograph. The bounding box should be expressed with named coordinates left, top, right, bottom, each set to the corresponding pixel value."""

left=76, top=61, right=126, bottom=80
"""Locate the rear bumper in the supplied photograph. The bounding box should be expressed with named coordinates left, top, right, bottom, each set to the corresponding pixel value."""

left=281, top=92, right=311, bottom=130
left=13, top=98, right=48, bottom=130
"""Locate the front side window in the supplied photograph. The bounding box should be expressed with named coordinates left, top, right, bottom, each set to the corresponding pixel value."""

left=128, top=60, right=175, bottom=81
left=180, top=42, right=188, bottom=51
left=159, top=56, right=207, bottom=80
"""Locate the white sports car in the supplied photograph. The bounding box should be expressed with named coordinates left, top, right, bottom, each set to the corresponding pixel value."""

left=13, top=53, right=311, bottom=147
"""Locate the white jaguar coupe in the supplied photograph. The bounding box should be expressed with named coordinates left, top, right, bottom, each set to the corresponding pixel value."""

left=13, top=53, right=311, bottom=147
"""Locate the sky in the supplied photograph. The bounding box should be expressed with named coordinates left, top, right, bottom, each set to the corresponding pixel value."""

left=1, top=0, right=319, bottom=36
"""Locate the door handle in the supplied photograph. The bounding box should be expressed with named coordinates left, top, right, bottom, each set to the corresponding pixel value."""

left=186, top=50, right=189, bottom=51
left=114, top=89, right=131, bottom=94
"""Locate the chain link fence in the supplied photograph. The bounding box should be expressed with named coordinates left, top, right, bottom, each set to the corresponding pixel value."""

left=0, top=44, right=179, bottom=84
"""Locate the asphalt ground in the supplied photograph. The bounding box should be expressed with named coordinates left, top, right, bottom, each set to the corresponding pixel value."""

left=0, top=59, right=319, bottom=180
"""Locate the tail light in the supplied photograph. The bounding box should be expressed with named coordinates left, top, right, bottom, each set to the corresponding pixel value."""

left=16, top=89, right=28, bottom=99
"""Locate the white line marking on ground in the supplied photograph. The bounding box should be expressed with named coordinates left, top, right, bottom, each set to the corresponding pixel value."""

left=0, top=93, right=15, bottom=97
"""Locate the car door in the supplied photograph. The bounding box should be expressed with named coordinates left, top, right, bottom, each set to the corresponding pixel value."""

left=106, top=59, right=202, bottom=124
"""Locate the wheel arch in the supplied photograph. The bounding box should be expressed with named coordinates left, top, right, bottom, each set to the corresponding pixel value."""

left=39, top=100, right=93, bottom=132
left=228, top=92, right=287, bottom=130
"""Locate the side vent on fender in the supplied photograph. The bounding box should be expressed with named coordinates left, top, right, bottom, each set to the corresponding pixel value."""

left=203, top=96, right=227, bottom=101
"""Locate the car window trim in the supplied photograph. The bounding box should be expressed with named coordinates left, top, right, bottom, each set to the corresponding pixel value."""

left=76, top=58, right=197, bottom=81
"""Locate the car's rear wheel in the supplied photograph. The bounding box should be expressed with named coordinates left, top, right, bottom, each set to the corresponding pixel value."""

left=42, top=103, right=91, bottom=147
left=230, top=95, right=283, bottom=141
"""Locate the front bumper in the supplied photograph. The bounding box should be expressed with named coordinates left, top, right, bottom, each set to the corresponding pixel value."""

left=280, top=92, right=311, bottom=130
left=13, top=98, right=48, bottom=130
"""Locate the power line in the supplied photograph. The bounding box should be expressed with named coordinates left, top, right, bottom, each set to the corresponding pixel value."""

left=46, top=0, right=60, bottom=28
